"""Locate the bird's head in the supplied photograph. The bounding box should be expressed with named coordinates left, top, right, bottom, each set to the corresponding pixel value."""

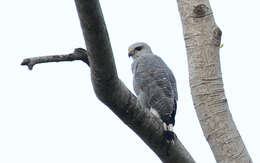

left=128, top=42, right=152, bottom=59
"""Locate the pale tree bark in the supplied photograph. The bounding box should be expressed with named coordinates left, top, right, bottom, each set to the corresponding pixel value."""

left=176, top=0, right=252, bottom=162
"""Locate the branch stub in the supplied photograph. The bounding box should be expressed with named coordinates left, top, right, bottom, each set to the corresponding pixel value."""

left=193, top=4, right=209, bottom=18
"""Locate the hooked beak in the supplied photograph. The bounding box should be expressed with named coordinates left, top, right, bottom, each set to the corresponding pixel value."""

left=128, top=48, right=134, bottom=57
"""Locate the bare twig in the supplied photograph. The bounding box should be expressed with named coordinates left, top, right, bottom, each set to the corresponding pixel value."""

left=21, top=48, right=89, bottom=70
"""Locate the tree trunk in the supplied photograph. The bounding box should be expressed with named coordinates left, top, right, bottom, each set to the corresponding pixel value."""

left=176, top=0, right=252, bottom=162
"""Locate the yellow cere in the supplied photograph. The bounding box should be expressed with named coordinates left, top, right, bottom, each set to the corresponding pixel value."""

left=129, top=48, right=134, bottom=53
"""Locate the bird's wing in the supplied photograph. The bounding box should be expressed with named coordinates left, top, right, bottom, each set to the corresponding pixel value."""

left=133, top=55, right=176, bottom=112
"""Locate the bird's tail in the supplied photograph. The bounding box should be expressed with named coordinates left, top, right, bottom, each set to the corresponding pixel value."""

left=163, top=123, right=175, bottom=143
left=150, top=108, right=175, bottom=143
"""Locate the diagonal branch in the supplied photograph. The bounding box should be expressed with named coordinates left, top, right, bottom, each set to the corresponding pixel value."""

left=73, top=0, right=194, bottom=162
left=21, top=48, right=89, bottom=70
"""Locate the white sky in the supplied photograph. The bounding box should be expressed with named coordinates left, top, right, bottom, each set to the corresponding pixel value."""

left=0, top=0, right=259, bottom=162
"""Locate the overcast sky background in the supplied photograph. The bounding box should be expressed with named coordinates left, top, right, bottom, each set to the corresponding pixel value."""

left=0, top=1, right=259, bottom=163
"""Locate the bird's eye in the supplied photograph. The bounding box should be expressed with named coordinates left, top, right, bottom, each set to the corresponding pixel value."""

left=135, top=46, right=143, bottom=51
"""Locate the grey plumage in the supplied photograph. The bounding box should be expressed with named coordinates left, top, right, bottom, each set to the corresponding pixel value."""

left=128, top=42, right=178, bottom=142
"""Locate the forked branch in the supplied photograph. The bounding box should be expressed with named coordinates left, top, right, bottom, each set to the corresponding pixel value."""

left=21, top=0, right=196, bottom=162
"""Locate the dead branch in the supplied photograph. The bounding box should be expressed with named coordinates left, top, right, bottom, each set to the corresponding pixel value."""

left=21, top=48, right=89, bottom=70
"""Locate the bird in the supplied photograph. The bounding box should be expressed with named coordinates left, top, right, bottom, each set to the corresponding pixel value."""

left=128, top=42, right=178, bottom=143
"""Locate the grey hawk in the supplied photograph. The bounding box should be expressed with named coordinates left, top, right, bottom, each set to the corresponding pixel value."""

left=128, top=42, right=178, bottom=142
